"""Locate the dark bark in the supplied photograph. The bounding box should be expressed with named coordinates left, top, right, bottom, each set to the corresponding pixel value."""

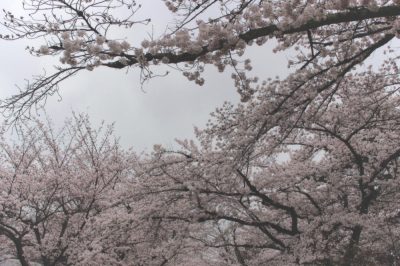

left=342, top=225, right=362, bottom=266
left=14, top=238, right=30, bottom=266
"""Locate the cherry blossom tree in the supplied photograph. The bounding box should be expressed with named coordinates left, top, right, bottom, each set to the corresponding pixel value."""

left=1, top=0, right=400, bottom=117
left=0, top=115, right=205, bottom=266
left=0, top=115, right=138, bottom=265
left=135, top=61, right=400, bottom=265
left=2, top=0, right=400, bottom=265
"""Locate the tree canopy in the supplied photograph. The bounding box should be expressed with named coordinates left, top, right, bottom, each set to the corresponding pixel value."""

left=1, top=0, right=400, bottom=265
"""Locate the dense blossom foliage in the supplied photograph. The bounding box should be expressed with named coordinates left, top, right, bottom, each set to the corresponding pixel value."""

left=0, top=116, right=138, bottom=265
left=135, top=65, right=400, bottom=265
left=2, top=0, right=400, bottom=265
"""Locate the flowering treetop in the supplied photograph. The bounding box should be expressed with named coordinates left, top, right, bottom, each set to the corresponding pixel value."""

left=1, top=0, right=400, bottom=118
left=1, top=1, right=400, bottom=265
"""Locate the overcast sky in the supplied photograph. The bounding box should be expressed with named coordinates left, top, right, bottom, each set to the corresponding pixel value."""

left=0, top=1, right=290, bottom=151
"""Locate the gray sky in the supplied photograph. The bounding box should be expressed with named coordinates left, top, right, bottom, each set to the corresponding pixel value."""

left=0, top=1, right=289, bottom=151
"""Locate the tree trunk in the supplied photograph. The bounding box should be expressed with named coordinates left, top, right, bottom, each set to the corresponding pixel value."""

left=342, top=225, right=362, bottom=266
left=15, top=240, right=30, bottom=266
